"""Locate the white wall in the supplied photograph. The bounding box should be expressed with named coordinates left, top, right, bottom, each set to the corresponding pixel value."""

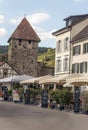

left=55, top=31, right=70, bottom=76
left=72, top=39, right=88, bottom=64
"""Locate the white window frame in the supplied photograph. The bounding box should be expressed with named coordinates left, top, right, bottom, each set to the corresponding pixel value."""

left=63, top=57, right=69, bottom=71
left=57, top=40, right=61, bottom=53
left=56, top=59, right=61, bottom=72
left=80, top=62, right=87, bottom=73
left=72, top=63, right=79, bottom=73
left=73, top=45, right=80, bottom=56
left=64, top=37, right=69, bottom=51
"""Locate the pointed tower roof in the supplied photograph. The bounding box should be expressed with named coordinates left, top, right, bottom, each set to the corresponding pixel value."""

left=8, top=17, right=41, bottom=42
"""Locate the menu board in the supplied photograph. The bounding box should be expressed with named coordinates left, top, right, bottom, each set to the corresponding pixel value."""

left=24, top=89, right=30, bottom=104
left=41, top=90, right=48, bottom=108
left=13, top=90, right=19, bottom=102
left=74, top=89, right=80, bottom=113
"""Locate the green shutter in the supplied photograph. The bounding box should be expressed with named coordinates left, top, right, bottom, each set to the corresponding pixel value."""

left=85, top=62, right=87, bottom=73
left=77, top=63, right=79, bottom=73
left=72, top=64, right=74, bottom=73
left=87, top=43, right=88, bottom=53
left=80, top=63, right=83, bottom=73
left=83, top=44, right=86, bottom=53
left=73, top=47, right=75, bottom=56
left=78, top=45, right=80, bottom=54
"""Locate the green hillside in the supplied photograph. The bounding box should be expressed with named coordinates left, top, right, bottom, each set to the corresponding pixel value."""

left=38, top=48, right=55, bottom=67
left=0, top=46, right=55, bottom=67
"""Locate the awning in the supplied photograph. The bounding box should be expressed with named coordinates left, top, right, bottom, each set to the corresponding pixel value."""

left=0, top=75, right=34, bottom=83
left=39, top=74, right=69, bottom=84
left=0, top=75, right=18, bottom=83
left=12, top=74, right=34, bottom=82
left=20, top=75, right=53, bottom=84
left=39, top=74, right=82, bottom=84
left=66, top=74, right=88, bottom=86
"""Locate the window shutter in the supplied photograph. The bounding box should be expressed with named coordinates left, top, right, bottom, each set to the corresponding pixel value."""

left=63, top=59, right=65, bottom=71
left=87, top=43, right=88, bottom=53
left=78, top=45, right=80, bottom=54
left=72, top=64, right=74, bottom=73
left=77, top=63, right=79, bottom=73
left=57, top=40, right=61, bottom=52
left=73, top=47, right=75, bottom=56
left=83, top=44, right=85, bottom=53
left=85, top=62, right=87, bottom=73
left=56, top=41, right=58, bottom=53
left=80, top=63, right=83, bottom=73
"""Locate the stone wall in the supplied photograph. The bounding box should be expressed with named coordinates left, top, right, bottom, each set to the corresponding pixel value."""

left=8, top=39, right=38, bottom=77
left=37, top=62, right=54, bottom=76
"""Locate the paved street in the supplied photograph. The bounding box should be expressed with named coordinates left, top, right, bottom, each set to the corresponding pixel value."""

left=0, top=102, right=88, bottom=130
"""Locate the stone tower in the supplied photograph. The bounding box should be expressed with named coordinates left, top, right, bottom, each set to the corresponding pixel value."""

left=8, top=17, right=41, bottom=77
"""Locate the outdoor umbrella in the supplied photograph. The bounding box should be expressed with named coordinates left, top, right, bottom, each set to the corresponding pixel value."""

left=12, top=74, right=34, bottom=83
left=39, top=74, right=70, bottom=84
left=66, top=74, right=88, bottom=86
left=20, top=75, right=53, bottom=84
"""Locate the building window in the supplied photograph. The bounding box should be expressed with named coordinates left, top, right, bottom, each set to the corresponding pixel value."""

left=63, top=57, right=69, bottom=71
left=73, top=45, right=81, bottom=56
left=57, top=59, right=61, bottom=72
left=80, top=62, right=87, bottom=73
left=66, top=20, right=72, bottom=27
left=57, top=40, right=61, bottom=53
left=83, top=43, right=88, bottom=53
left=72, top=63, right=79, bottom=73
left=64, top=37, right=69, bottom=51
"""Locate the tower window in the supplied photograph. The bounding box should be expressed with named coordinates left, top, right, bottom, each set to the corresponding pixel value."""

left=19, top=43, right=21, bottom=46
left=29, top=40, right=31, bottom=44
left=19, top=39, right=22, bottom=43
left=31, top=60, right=33, bottom=64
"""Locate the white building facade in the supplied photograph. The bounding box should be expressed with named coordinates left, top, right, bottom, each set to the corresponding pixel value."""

left=53, top=14, right=88, bottom=76
left=53, top=28, right=71, bottom=76
left=53, top=14, right=88, bottom=91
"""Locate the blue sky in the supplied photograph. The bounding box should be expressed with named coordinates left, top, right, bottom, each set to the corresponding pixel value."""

left=0, top=0, right=88, bottom=48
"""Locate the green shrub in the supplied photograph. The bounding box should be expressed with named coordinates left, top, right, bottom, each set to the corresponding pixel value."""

left=49, top=88, right=73, bottom=106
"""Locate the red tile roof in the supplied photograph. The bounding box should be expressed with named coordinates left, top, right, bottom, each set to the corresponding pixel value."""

left=8, top=18, right=41, bottom=42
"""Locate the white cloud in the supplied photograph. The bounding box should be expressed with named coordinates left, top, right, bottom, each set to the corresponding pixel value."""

left=0, top=28, right=7, bottom=37
left=74, top=0, right=87, bottom=2
left=27, top=13, right=50, bottom=25
left=10, top=17, right=21, bottom=25
left=10, top=13, right=50, bottom=25
left=34, top=26, right=55, bottom=41
left=10, top=19, right=17, bottom=24
left=0, top=15, right=4, bottom=24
